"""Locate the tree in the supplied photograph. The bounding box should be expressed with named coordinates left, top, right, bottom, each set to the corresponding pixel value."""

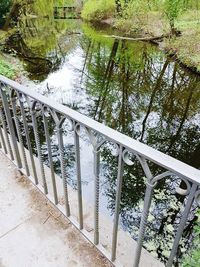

left=0, top=0, right=12, bottom=27
left=164, top=0, right=184, bottom=35
left=115, top=0, right=122, bottom=14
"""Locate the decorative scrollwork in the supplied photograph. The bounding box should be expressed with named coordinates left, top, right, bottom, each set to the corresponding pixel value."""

left=122, top=149, right=135, bottom=166
left=42, top=105, right=51, bottom=118
left=0, top=81, right=7, bottom=91
left=18, top=92, right=26, bottom=103
left=175, top=178, right=191, bottom=196
left=152, top=171, right=173, bottom=184
left=10, top=88, right=17, bottom=99
left=86, top=128, right=106, bottom=151
left=102, top=140, right=120, bottom=157
left=74, top=122, right=82, bottom=136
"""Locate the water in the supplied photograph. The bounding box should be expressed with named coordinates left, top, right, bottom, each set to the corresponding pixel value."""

left=3, top=16, right=200, bottom=265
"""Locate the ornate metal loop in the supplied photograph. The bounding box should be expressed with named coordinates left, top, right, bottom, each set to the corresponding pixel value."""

left=86, top=128, right=97, bottom=147
left=10, top=88, right=17, bottom=99
left=136, top=155, right=153, bottom=181
left=86, top=128, right=106, bottom=151
left=24, top=95, right=33, bottom=108
left=42, top=105, right=51, bottom=117
left=152, top=171, right=173, bottom=184
left=107, top=141, right=120, bottom=157
left=175, top=178, right=191, bottom=196
left=195, top=190, right=200, bottom=206
left=0, top=81, right=7, bottom=91
left=50, top=109, right=65, bottom=128
left=30, top=100, right=41, bottom=112
left=122, top=149, right=135, bottom=166
left=18, top=92, right=26, bottom=103
left=65, top=116, right=74, bottom=131
left=74, top=123, right=82, bottom=136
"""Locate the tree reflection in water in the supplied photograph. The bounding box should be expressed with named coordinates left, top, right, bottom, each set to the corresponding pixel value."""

left=3, top=13, right=200, bottom=264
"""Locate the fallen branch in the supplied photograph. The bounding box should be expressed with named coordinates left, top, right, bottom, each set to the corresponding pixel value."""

left=103, top=34, right=171, bottom=42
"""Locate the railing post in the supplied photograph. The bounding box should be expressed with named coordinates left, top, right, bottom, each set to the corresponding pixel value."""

left=0, top=109, right=8, bottom=154
left=57, top=124, right=70, bottom=217
left=0, top=108, right=14, bottom=159
left=18, top=95, right=38, bottom=185
left=111, top=145, right=124, bottom=262
left=94, top=147, right=100, bottom=245
left=0, top=86, right=22, bottom=168
left=43, top=109, right=58, bottom=204
left=11, top=93, right=30, bottom=176
left=31, top=103, right=48, bottom=194
left=74, top=126, right=83, bottom=229
left=133, top=182, right=154, bottom=267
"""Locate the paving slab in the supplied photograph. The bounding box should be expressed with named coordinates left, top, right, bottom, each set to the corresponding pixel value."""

left=0, top=152, right=111, bottom=267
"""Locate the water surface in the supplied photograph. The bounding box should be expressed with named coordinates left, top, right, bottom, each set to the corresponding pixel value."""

left=3, top=16, right=200, bottom=265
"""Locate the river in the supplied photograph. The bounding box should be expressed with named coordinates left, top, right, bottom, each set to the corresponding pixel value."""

left=3, top=16, right=200, bottom=266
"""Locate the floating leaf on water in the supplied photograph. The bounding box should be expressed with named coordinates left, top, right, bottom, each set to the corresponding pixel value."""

left=167, top=224, right=174, bottom=232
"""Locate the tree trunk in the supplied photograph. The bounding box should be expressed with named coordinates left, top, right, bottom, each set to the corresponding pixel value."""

left=3, top=3, right=20, bottom=30
left=115, top=0, right=122, bottom=15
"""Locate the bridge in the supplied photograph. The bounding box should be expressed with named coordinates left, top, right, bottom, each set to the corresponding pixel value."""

left=0, top=74, right=200, bottom=266
left=54, top=6, right=79, bottom=19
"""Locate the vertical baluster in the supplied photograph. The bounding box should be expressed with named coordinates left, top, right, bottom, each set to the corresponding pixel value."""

left=11, top=95, right=30, bottom=176
left=133, top=182, right=154, bottom=267
left=0, top=88, right=22, bottom=168
left=19, top=99, right=38, bottom=185
left=0, top=108, right=14, bottom=160
left=31, top=106, right=48, bottom=194
left=132, top=156, right=155, bottom=267
left=0, top=112, right=8, bottom=154
left=57, top=125, right=70, bottom=217
left=94, top=147, right=100, bottom=245
left=111, top=145, right=124, bottom=262
left=74, top=128, right=83, bottom=229
left=166, top=183, right=198, bottom=267
left=43, top=112, right=58, bottom=204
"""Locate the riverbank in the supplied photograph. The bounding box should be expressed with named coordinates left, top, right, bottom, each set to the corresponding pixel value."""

left=0, top=30, right=26, bottom=81
left=82, top=6, right=200, bottom=75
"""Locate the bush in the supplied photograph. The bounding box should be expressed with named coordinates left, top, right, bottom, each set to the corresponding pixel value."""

left=0, top=0, right=12, bottom=27
left=0, top=57, right=15, bottom=79
left=81, top=0, right=115, bottom=21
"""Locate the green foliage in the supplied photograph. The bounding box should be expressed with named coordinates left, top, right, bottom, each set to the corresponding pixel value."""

left=164, top=0, right=184, bottom=30
left=0, top=57, right=15, bottom=79
left=182, top=209, right=200, bottom=266
left=0, top=0, right=12, bottom=26
left=81, top=0, right=115, bottom=21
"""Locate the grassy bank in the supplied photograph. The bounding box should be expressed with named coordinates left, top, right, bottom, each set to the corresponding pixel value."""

left=0, top=54, right=15, bottom=79
left=0, top=30, right=23, bottom=80
left=163, top=17, right=200, bottom=73
left=81, top=1, right=200, bottom=74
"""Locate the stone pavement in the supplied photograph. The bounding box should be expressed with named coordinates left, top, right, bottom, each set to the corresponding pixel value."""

left=0, top=152, right=111, bottom=267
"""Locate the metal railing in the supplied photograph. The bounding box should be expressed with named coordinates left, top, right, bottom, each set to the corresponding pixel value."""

left=0, top=74, right=200, bottom=267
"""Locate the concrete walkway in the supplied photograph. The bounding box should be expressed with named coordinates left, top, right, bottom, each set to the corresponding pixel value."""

left=0, top=152, right=111, bottom=267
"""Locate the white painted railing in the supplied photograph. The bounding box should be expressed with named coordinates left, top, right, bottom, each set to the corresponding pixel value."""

left=0, top=74, right=200, bottom=266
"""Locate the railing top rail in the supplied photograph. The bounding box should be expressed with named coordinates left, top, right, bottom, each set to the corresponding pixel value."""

left=1, top=74, right=200, bottom=184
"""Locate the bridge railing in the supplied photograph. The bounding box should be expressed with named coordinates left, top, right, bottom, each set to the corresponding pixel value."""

left=0, top=74, right=200, bottom=267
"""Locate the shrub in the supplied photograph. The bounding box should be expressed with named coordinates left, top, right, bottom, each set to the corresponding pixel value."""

left=81, top=0, right=115, bottom=21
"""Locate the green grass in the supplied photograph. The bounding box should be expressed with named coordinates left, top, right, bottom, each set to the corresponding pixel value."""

left=0, top=56, right=15, bottom=79
left=163, top=9, right=200, bottom=73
